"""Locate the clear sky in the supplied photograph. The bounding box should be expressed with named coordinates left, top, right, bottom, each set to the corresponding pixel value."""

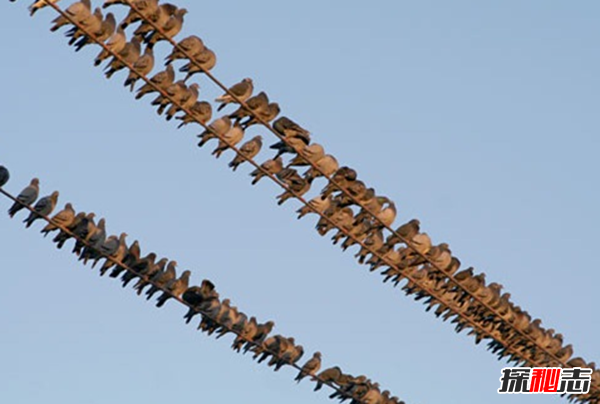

left=0, top=1, right=598, bottom=404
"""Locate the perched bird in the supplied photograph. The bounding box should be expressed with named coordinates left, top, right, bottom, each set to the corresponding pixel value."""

left=132, top=3, right=178, bottom=38
left=124, top=46, right=154, bottom=91
left=0, top=165, right=10, bottom=187
left=23, top=191, right=59, bottom=228
left=29, top=0, right=61, bottom=16
left=297, top=194, right=331, bottom=219
left=176, top=101, right=212, bottom=128
left=197, top=116, right=232, bottom=148
left=79, top=217, right=108, bottom=264
left=121, top=252, right=156, bottom=287
left=314, top=366, right=344, bottom=391
left=72, top=215, right=100, bottom=255
left=94, top=26, right=126, bottom=66
left=243, top=102, right=280, bottom=128
left=50, top=0, right=91, bottom=32
left=276, top=175, right=312, bottom=205
left=136, top=64, right=175, bottom=100
left=165, top=83, right=200, bottom=121
left=8, top=178, right=40, bottom=218
left=273, top=116, right=310, bottom=139
left=212, top=123, right=245, bottom=158
left=119, top=0, right=159, bottom=28
left=304, top=154, right=339, bottom=180
left=295, top=352, right=322, bottom=383
left=179, top=47, right=217, bottom=80
left=229, top=135, right=263, bottom=171
left=73, top=12, right=116, bottom=52
left=94, top=232, right=127, bottom=271
left=229, top=92, right=268, bottom=123
left=66, top=7, right=104, bottom=46
left=151, top=80, right=187, bottom=115
left=41, top=203, right=75, bottom=236
left=321, top=166, right=358, bottom=196
left=53, top=211, right=85, bottom=249
left=104, top=37, right=142, bottom=79
left=165, top=35, right=204, bottom=65
left=250, top=157, right=283, bottom=185
left=156, top=270, right=191, bottom=307
left=145, top=8, right=187, bottom=48
left=215, top=78, right=254, bottom=111
left=288, top=143, right=324, bottom=167
left=143, top=260, right=177, bottom=298
left=386, top=219, right=420, bottom=248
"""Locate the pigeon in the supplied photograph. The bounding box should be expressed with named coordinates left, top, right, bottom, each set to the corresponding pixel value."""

left=120, top=252, right=156, bottom=287
left=176, top=101, right=212, bottom=128
left=227, top=135, right=263, bottom=171
left=165, top=83, right=200, bottom=121
left=156, top=270, right=191, bottom=307
left=66, top=7, right=104, bottom=46
left=295, top=352, right=322, bottom=383
left=72, top=215, right=100, bottom=256
left=243, top=102, right=280, bottom=128
left=197, top=116, right=232, bottom=148
left=297, top=194, right=331, bottom=219
left=104, top=37, right=142, bottom=79
left=119, top=0, right=159, bottom=28
left=50, top=0, right=91, bottom=32
left=179, top=47, right=217, bottom=80
left=41, top=203, right=75, bottom=236
left=321, top=166, right=358, bottom=196
left=304, top=154, right=339, bottom=180
left=100, top=234, right=131, bottom=276
left=94, top=26, right=126, bottom=66
left=73, top=12, right=116, bottom=52
left=386, top=219, right=420, bottom=248
left=146, top=8, right=187, bottom=48
left=288, top=143, right=324, bottom=167
left=212, top=123, right=245, bottom=158
left=143, top=260, right=177, bottom=298
left=314, top=366, right=344, bottom=391
left=8, top=178, right=40, bottom=218
left=250, top=157, right=283, bottom=185
left=151, top=80, right=187, bottom=115
left=0, top=165, right=9, bottom=187
left=29, top=0, right=61, bottom=16
left=52, top=211, right=85, bottom=249
left=79, top=218, right=107, bottom=264
left=165, top=35, right=205, bottom=65
left=93, top=231, right=126, bottom=269
left=229, top=92, right=268, bottom=123
left=273, top=116, right=310, bottom=139
left=124, top=46, right=154, bottom=91
left=23, top=191, right=59, bottom=228
left=133, top=3, right=178, bottom=38
left=136, top=64, right=175, bottom=99
left=215, top=78, right=254, bottom=111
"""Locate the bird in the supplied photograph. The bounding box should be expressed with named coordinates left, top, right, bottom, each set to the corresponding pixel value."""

left=136, top=64, right=175, bottom=99
left=314, top=366, right=344, bottom=391
left=143, top=260, right=177, bottom=298
left=165, top=35, right=205, bottom=65
left=197, top=116, right=232, bottom=148
left=94, top=26, right=126, bottom=66
left=386, top=219, right=420, bottom=248
left=124, top=46, right=154, bottom=91
left=243, top=102, right=280, bottom=128
left=297, top=194, right=331, bottom=219
left=176, top=101, right=212, bottom=128
left=119, top=0, right=159, bottom=28
left=273, top=116, right=310, bottom=139
left=304, top=154, right=339, bottom=180
left=120, top=251, right=156, bottom=287
left=66, top=7, right=104, bottom=46
left=73, top=12, right=116, bottom=52
left=23, top=191, right=59, bottom=228
left=29, top=0, right=61, bottom=17
left=165, top=83, right=200, bottom=121
left=50, top=0, right=91, bottom=32
left=229, top=92, right=268, bottom=123
left=211, top=123, right=245, bottom=158
left=288, top=143, right=324, bottom=167
left=276, top=175, right=313, bottom=205
left=145, top=8, right=187, bottom=48
left=0, top=165, right=10, bottom=187
left=250, top=157, right=284, bottom=185
left=93, top=231, right=126, bottom=269
left=104, top=37, right=142, bottom=79
left=229, top=135, right=263, bottom=171
left=156, top=270, right=191, bottom=307
left=79, top=218, right=107, bottom=264
left=295, top=352, right=322, bottom=383
left=132, top=3, right=178, bottom=38
left=215, top=78, right=254, bottom=111
left=8, top=178, right=40, bottom=218
left=40, top=203, right=75, bottom=236
left=179, top=47, right=217, bottom=80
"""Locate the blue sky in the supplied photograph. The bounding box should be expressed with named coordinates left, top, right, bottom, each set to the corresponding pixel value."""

left=0, top=1, right=598, bottom=404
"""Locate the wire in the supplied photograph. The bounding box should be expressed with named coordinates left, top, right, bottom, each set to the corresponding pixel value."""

left=26, top=3, right=598, bottom=403
left=0, top=184, right=404, bottom=404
